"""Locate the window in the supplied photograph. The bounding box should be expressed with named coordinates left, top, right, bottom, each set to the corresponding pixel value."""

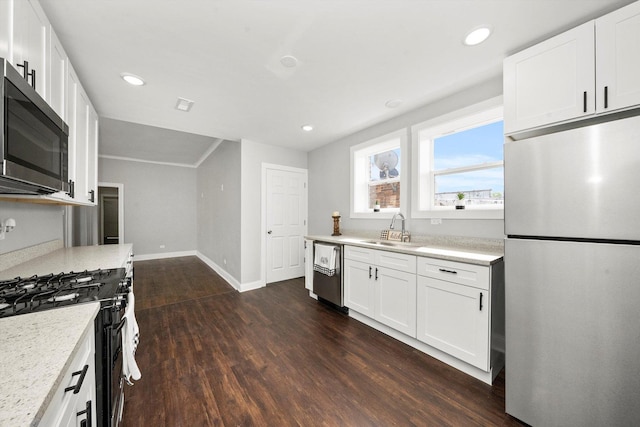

left=351, top=129, right=407, bottom=218
left=412, top=98, right=504, bottom=219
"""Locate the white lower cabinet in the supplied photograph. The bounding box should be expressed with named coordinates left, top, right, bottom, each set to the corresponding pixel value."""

left=342, top=243, right=505, bottom=384
left=375, top=266, right=416, bottom=337
left=344, top=245, right=416, bottom=337
left=344, top=258, right=375, bottom=317
left=416, top=276, right=489, bottom=370
left=39, top=327, right=96, bottom=427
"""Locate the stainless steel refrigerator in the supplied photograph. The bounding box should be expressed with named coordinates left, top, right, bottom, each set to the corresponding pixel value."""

left=504, top=115, right=640, bottom=426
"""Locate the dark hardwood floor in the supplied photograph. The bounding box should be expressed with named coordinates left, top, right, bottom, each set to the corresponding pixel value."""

left=123, top=256, right=524, bottom=426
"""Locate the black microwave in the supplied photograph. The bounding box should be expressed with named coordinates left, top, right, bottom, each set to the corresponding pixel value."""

left=1, top=57, right=69, bottom=195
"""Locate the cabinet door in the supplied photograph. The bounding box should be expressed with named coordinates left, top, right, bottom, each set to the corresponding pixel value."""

left=344, top=259, right=374, bottom=317
left=416, top=276, right=489, bottom=370
left=87, top=104, right=98, bottom=205
left=504, top=21, right=595, bottom=134
left=67, top=65, right=79, bottom=194
left=375, top=266, right=416, bottom=337
left=74, top=83, right=90, bottom=204
left=11, top=0, right=48, bottom=98
left=0, top=2, right=10, bottom=59
left=48, top=29, right=67, bottom=120
left=596, top=1, right=640, bottom=113
left=304, top=239, right=313, bottom=291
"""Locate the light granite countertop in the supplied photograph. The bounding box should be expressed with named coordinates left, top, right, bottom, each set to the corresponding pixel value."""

left=306, top=234, right=503, bottom=266
left=0, top=244, right=133, bottom=280
left=0, top=303, right=100, bottom=426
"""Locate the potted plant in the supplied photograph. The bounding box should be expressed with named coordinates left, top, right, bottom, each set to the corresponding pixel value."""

left=455, top=192, right=465, bottom=209
left=374, top=199, right=381, bottom=212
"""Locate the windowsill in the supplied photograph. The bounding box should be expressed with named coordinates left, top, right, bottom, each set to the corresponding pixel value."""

left=411, top=207, right=503, bottom=220
left=351, top=209, right=400, bottom=219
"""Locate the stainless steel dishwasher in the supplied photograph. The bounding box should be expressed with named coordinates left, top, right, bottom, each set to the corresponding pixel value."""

left=312, top=243, right=346, bottom=310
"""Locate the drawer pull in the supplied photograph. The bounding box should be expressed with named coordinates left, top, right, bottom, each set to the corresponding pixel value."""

left=65, top=364, right=89, bottom=394
left=438, top=268, right=458, bottom=275
left=369, top=266, right=372, bottom=279
left=77, top=400, right=92, bottom=427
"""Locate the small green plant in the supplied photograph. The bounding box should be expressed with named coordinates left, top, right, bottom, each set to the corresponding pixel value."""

left=457, top=192, right=465, bottom=200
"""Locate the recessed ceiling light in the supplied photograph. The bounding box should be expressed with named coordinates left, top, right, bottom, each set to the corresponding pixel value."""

left=280, top=55, right=299, bottom=68
left=175, top=97, right=195, bottom=112
left=464, top=26, right=492, bottom=46
left=301, top=124, right=313, bottom=132
left=120, top=73, right=145, bottom=86
left=385, top=99, right=403, bottom=109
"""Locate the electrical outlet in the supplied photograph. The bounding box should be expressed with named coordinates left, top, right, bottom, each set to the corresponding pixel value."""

left=160, top=244, right=165, bottom=249
left=431, top=218, right=442, bottom=225
left=223, top=259, right=227, bottom=265
left=220, top=184, right=224, bottom=191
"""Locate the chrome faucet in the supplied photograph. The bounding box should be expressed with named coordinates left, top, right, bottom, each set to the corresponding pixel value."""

left=389, top=213, right=409, bottom=242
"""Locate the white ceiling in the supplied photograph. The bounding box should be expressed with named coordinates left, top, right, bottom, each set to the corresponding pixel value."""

left=40, top=0, right=635, bottom=164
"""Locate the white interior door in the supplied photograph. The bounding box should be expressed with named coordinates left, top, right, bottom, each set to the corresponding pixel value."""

left=266, top=167, right=307, bottom=283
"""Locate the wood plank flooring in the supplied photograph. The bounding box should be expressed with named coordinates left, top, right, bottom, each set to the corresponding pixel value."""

left=122, top=256, right=524, bottom=427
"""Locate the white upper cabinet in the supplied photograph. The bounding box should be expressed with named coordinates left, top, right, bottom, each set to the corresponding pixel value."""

left=596, top=1, right=640, bottom=112
left=11, top=0, right=48, bottom=99
left=504, top=22, right=595, bottom=135
left=504, top=1, right=640, bottom=135
left=0, top=2, right=10, bottom=59
left=48, top=28, right=67, bottom=120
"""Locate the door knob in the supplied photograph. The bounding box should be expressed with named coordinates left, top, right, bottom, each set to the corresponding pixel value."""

left=267, top=230, right=272, bottom=234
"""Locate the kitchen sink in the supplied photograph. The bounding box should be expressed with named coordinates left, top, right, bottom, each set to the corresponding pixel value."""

left=362, top=239, right=411, bottom=247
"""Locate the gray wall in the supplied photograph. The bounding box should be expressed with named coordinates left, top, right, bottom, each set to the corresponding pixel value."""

left=240, top=139, right=307, bottom=284
left=308, top=76, right=505, bottom=239
left=0, top=201, right=65, bottom=254
left=197, top=140, right=241, bottom=282
left=99, top=157, right=197, bottom=256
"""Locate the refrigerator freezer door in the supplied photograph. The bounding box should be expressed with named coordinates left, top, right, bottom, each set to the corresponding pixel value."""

left=505, top=115, right=640, bottom=240
left=505, top=238, right=640, bottom=426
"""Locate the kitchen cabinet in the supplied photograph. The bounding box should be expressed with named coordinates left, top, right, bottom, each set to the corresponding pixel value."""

left=344, top=245, right=416, bottom=337
left=504, top=1, right=640, bottom=135
left=39, top=325, right=96, bottom=427
left=11, top=0, right=48, bottom=99
left=48, top=28, right=67, bottom=120
left=67, top=63, right=98, bottom=205
left=0, top=2, right=10, bottom=59
left=595, top=1, right=640, bottom=113
left=416, top=257, right=496, bottom=371
left=304, top=239, right=313, bottom=291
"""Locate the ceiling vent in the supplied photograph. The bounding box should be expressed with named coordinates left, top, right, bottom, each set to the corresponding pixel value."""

left=175, top=97, right=194, bottom=112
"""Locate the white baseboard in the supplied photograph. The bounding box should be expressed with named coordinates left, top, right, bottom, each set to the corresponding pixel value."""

left=134, top=250, right=196, bottom=261
left=239, top=280, right=265, bottom=292
left=196, top=251, right=245, bottom=291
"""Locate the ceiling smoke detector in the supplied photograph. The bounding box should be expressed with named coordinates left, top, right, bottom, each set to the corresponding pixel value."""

left=280, top=55, right=299, bottom=68
left=175, top=97, right=195, bottom=112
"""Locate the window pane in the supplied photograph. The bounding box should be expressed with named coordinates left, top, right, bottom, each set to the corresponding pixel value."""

left=434, top=121, right=503, bottom=170
left=369, top=182, right=400, bottom=208
left=434, top=167, right=504, bottom=206
left=369, top=149, right=400, bottom=181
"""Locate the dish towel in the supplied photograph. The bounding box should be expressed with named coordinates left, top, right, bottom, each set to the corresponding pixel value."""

left=122, top=291, right=141, bottom=385
left=314, top=244, right=338, bottom=277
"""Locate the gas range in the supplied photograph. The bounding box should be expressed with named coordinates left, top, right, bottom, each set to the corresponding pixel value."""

left=0, top=268, right=127, bottom=318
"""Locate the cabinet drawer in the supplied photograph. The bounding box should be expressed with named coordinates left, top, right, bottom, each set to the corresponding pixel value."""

left=374, top=250, right=416, bottom=274
left=39, top=329, right=95, bottom=426
left=344, top=245, right=375, bottom=263
left=417, top=257, right=489, bottom=290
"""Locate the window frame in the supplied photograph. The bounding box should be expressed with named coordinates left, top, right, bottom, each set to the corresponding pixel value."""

left=411, top=96, right=504, bottom=220
left=350, top=129, right=408, bottom=219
